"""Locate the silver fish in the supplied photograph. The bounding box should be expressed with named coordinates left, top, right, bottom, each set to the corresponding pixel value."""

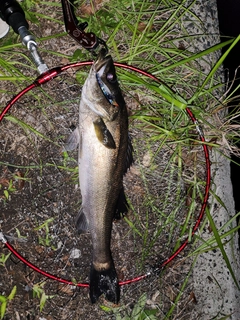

left=66, top=50, right=132, bottom=303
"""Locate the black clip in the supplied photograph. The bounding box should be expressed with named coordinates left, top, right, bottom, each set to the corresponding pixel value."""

left=61, top=0, right=108, bottom=55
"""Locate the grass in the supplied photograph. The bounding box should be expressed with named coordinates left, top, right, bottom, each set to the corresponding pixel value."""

left=101, top=293, right=159, bottom=319
left=0, top=286, right=17, bottom=320
left=0, top=0, right=240, bottom=319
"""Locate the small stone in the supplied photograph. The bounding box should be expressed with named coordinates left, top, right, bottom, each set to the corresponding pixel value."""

left=69, top=248, right=81, bottom=259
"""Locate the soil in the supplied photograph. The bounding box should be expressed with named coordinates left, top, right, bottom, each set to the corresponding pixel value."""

left=0, top=2, right=206, bottom=319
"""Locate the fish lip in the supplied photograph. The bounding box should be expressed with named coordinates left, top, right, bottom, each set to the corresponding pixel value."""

left=95, top=51, right=112, bottom=72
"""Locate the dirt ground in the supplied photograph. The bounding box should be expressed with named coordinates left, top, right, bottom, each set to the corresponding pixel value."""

left=0, top=2, right=207, bottom=319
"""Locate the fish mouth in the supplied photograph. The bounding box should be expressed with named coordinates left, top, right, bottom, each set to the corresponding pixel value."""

left=95, top=48, right=112, bottom=72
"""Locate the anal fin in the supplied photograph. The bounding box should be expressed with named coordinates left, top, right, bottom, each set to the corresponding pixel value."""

left=113, top=187, right=128, bottom=220
left=76, top=207, right=89, bottom=234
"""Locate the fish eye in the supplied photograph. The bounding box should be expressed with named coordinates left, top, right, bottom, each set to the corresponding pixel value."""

left=96, top=73, right=115, bottom=105
left=106, top=73, right=116, bottom=83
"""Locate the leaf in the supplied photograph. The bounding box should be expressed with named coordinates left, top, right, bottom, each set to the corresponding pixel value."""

left=39, top=293, right=54, bottom=312
left=34, top=217, right=54, bottom=231
left=206, top=209, right=240, bottom=290
left=3, top=190, right=9, bottom=200
left=144, top=309, right=158, bottom=317
left=8, top=286, right=17, bottom=301
left=124, top=217, right=142, bottom=237
left=100, top=305, right=112, bottom=312
left=0, top=301, right=7, bottom=320
left=15, top=228, right=27, bottom=239
left=71, top=49, right=85, bottom=62
left=218, top=314, right=235, bottom=320
left=39, top=292, right=47, bottom=312
left=5, top=115, right=55, bottom=144
left=210, top=192, right=228, bottom=211
left=131, top=293, right=147, bottom=318
left=0, top=252, right=11, bottom=264
left=0, top=296, right=6, bottom=303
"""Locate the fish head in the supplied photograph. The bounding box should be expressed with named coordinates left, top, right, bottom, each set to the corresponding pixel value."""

left=82, top=50, right=125, bottom=121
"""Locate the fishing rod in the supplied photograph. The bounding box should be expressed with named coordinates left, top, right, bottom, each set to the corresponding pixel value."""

left=0, top=0, right=211, bottom=288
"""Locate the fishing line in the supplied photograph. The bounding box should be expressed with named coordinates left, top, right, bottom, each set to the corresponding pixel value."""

left=0, top=61, right=211, bottom=288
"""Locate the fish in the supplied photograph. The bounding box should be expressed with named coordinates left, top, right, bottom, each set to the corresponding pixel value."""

left=65, top=49, right=133, bottom=303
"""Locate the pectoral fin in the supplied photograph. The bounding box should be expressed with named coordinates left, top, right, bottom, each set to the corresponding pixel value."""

left=64, top=127, right=80, bottom=151
left=93, top=117, right=116, bottom=149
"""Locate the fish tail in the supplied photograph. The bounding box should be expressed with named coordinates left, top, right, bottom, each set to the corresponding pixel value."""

left=89, top=263, right=120, bottom=303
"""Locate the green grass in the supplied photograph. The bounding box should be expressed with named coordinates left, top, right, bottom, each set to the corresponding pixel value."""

left=1, top=0, right=240, bottom=319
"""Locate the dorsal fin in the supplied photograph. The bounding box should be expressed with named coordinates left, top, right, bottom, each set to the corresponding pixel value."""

left=124, top=134, right=134, bottom=174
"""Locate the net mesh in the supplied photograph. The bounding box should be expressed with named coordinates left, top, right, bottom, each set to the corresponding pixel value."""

left=0, top=66, right=205, bottom=319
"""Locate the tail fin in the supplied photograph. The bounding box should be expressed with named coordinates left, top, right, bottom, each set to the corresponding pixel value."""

left=89, top=263, right=120, bottom=303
